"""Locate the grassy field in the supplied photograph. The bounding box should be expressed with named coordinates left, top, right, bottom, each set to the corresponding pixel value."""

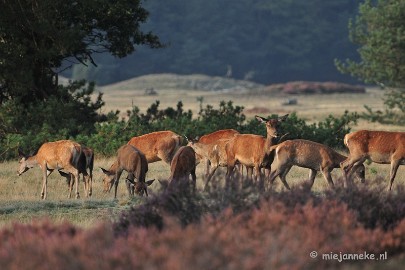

left=1, top=73, right=405, bottom=228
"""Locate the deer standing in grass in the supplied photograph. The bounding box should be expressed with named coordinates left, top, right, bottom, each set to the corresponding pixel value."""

left=166, top=146, right=197, bottom=192
left=225, top=114, right=289, bottom=187
left=187, top=138, right=233, bottom=190
left=18, top=140, right=82, bottom=200
left=101, top=144, right=154, bottom=199
left=187, top=129, right=239, bottom=190
left=127, top=131, right=182, bottom=165
left=268, top=139, right=365, bottom=190
left=340, top=130, right=405, bottom=191
left=195, top=129, right=239, bottom=176
left=59, top=145, right=94, bottom=197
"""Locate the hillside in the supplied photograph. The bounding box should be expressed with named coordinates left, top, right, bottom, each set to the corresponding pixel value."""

left=69, top=0, right=360, bottom=86
left=100, top=73, right=265, bottom=92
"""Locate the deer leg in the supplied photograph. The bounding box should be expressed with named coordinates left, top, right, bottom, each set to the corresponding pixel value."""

left=41, top=168, right=48, bottom=200
left=114, top=170, right=123, bottom=199
left=341, top=156, right=366, bottom=188
left=388, top=159, right=400, bottom=191
left=204, top=166, right=218, bottom=191
left=321, top=168, right=334, bottom=188
left=204, top=159, right=211, bottom=180
left=74, top=170, right=80, bottom=199
left=279, top=166, right=291, bottom=190
left=307, top=169, right=317, bottom=188
left=191, top=168, right=197, bottom=193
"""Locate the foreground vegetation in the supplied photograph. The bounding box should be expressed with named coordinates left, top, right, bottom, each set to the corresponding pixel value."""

left=0, top=179, right=404, bottom=269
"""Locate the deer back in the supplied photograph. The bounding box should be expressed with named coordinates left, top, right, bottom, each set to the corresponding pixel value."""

left=169, top=146, right=196, bottom=181
left=35, top=140, right=82, bottom=170
left=128, top=131, right=182, bottom=163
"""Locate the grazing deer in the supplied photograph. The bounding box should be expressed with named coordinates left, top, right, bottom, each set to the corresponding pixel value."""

left=167, top=146, right=197, bottom=192
left=59, top=145, right=94, bottom=197
left=268, top=139, right=365, bottom=190
left=101, top=144, right=154, bottom=199
left=340, top=130, right=405, bottom=191
left=18, top=140, right=82, bottom=200
left=187, top=138, right=232, bottom=190
left=127, top=131, right=182, bottom=165
left=226, top=114, right=288, bottom=185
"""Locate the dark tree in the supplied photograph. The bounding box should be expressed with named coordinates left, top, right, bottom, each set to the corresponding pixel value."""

left=335, top=0, right=405, bottom=124
left=0, top=0, right=163, bottom=156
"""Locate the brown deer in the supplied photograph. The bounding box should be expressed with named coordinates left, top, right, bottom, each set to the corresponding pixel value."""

left=192, top=129, right=239, bottom=180
left=59, top=145, right=94, bottom=197
left=101, top=144, right=154, bottom=199
left=17, top=140, right=82, bottom=200
left=167, top=146, right=197, bottom=192
left=225, top=114, right=289, bottom=185
left=187, top=138, right=232, bottom=190
left=127, top=130, right=183, bottom=165
left=340, top=130, right=405, bottom=191
left=268, top=139, right=365, bottom=190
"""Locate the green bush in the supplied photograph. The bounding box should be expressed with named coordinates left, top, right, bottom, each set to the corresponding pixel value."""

left=0, top=100, right=358, bottom=159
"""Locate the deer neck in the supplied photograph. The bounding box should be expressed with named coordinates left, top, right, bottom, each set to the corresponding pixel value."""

left=265, top=134, right=278, bottom=151
left=26, top=156, right=39, bottom=167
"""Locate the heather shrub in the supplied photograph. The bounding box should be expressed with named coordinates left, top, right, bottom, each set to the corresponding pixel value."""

left=1, top=196, right=405, bottom=269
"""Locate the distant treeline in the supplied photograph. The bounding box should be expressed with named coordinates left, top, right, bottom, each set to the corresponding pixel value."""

left=67, top=0, right=361, bottom=86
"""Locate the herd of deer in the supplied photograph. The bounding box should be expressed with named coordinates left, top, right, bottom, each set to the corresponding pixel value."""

left=16, top=114, right=405, bottom=200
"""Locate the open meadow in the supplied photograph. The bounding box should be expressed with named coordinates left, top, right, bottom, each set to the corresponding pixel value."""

left=1, top=74, right=405, bottom=269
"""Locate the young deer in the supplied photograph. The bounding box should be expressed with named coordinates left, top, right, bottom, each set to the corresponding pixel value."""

left=269, top=139, right=365, bottom=190
left=101, top=145, right=154, bottom=199
left=18, top=140, right=82, bottom=200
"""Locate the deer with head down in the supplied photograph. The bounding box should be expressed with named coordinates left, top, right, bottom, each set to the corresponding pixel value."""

left=268, top=139, right=365, bottom=190
left=59, top=145, right=94, bottom=197
left=225, top=114, right=288, bottom=186
left=101, top=144, right=154, bottom=199
left=165, top=146, right=197, bottom=192
left=340, top=130, right=405, bottom=191
left=127, top=130, right=183, bottom=165
left=17, top=140, right=82, bottom=200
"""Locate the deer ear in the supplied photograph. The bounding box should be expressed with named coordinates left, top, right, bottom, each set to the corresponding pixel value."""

left=255, top=115, right=267, bottom=123
left=58, top=171, right=70, bottom=178
left=100, top=167, right=114, bottom=176
left=146, top=179, right=155, bottom=186
left=18, top=148, right=26, bottom=158
left=278, top=114, right=289, bottom=121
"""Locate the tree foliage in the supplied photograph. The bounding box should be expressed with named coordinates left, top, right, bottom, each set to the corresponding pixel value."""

left=0, top=0, right=162, bottom=143
left=336, top=0, right=405, bottom=87
left=0, top=0, right=162, bottom=103
left=335, top=0, right=405, bottom=124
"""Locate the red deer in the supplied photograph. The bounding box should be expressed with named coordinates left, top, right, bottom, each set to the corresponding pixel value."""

left=269, top=139, right=365, bottom=190
left=340, top=130, right=405, bottom=191
left=226, top=114, right=288, bottom=184
left=127, top=131, right=182, bottom=165
left=167, top=146, right=197, bottom=192
left=192, top=129, right=239, bottom=179
left=101, top=144, right=154, bottom=199
left=187, top=138, right=232, bottom=190
left=17, top=140, right=82, bottom=200
left=59, top=145, right=94, bottom=197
